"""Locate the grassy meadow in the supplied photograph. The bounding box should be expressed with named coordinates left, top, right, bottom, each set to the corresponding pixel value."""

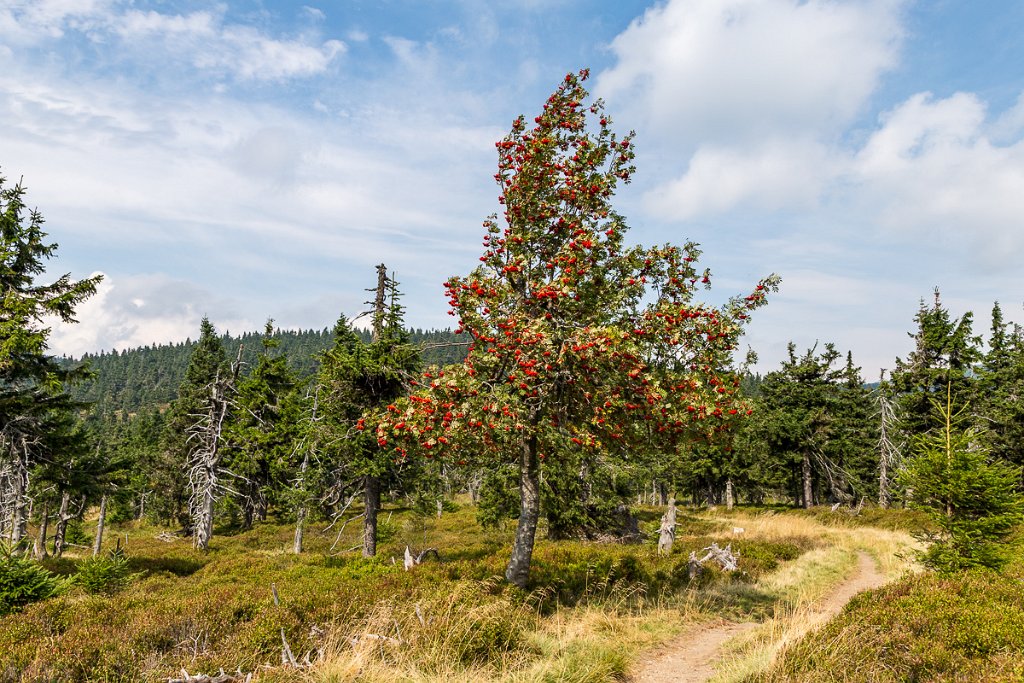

left=1, top=504, right=1019, bottom=682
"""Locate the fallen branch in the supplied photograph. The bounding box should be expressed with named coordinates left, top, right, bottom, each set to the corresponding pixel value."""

left=698, top=542, right=740, bottom=572
left=687, top=542, right=741, bottom=579
left=348, top=633, right=402, bottom=647
left=168, top=668, right=251, bottom=683
left=281, top=628, right=298, bottom=667
left=403, top=545, right=440, bottom=571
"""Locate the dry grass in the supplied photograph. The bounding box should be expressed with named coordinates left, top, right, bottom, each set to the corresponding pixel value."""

left=703, top=511, right=919, bottom=683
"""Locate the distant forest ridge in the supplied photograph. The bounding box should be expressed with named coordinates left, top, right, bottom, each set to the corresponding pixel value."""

left=63, top=326, right=470, bottom=415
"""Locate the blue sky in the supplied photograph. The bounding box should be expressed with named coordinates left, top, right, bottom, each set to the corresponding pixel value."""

left=2, top=0, right=1023, bottom=376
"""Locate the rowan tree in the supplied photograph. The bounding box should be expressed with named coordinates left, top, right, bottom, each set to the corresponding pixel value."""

left=376, top=70, right=777, bottom=587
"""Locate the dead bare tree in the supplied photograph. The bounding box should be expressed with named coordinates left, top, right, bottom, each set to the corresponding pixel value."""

left=657, top=495, right=677, bottom=555
left=292, top=387, right=320, bottom=555
left=0, top=433, right=33, bottom=550
left=187, top=347, right=243, bottom=551
left=92, top=494, right=109, bottom=557
left=877, top=370, right=902, bottom=509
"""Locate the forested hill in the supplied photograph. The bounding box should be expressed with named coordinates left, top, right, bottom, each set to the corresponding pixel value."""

left=63, top=326, right=469, bottom=415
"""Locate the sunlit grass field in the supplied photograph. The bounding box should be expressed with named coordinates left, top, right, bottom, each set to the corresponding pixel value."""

left=7, top=504, right=1016, bottom=682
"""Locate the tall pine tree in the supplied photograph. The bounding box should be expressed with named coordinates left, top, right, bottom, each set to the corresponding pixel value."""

left=891, top=289, right=980, bottom=441
left=311, top=266, right=419, bottom=557
left=156, top=317, right=227, bottom=529
left=0, top=171, right=100, bottom=548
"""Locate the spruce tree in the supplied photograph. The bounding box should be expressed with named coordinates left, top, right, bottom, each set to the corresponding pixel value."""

left=891, top=289, right=980, bottom=441
left=976, top=302, right=1024, bottom=468
left=222, top=320, right=300, bottom=528
left=156, top=317, right=227, bottom=528
left=745, top=343, right=877, bottom=507
left=311, top=266, right=419, bottom=557
left=901, top=385, right=1024, bottom=571
left=0, top=171, right=101, bottom=547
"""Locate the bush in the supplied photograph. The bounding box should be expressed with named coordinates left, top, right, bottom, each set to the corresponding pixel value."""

left=899, top=395, right=1024, bottom=572
left=64, top=520, right=92, bottom=547
left=73, top=547, right=136, bottom=595
left=0, top=545, right=65, bottom=615
left=760, top=567, right=1024, bottom=681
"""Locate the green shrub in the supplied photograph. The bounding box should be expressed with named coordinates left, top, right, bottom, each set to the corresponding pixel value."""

left=759, top=567, right=1024, bottom=681
left=0, top=545, right=65, bottom=615
left=73, top=548, right=137, bottom=595
left=64, top=520, right=92, bottom=547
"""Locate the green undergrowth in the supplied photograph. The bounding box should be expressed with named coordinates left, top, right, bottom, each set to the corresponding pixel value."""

left=0, top=505, right=810, bottom=682
left=756, top=534, right=1024, bottom=682
left=759, top=504, right=933, bottom=533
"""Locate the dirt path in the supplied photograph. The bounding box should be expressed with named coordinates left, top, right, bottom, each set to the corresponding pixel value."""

left=630, top=552, right=884, bottom=683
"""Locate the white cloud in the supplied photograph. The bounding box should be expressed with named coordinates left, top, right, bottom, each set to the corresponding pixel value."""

left=114, top=9, right=346, bottom=81
left=596, top=0, right=905, bottom=220
left=47, top=273, right=254, bottom=356
left=0, top=0, right=114, bottom=44
left=646, top=137, right=836, bottom=219
left=598, top=0, right=905, bottom=145
left=851, top=91, right=1024, bottom=269
left=1, top=2, right=345, bottom=82
left=302, top=6, right=326, bottom=22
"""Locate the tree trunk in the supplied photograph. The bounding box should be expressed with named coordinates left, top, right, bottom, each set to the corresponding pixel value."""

left=725, top=478, right=735, bottom=511
left=802, top=451, right=814, bottom=509
left=505, top=434, right=540, bottom=588
left=33, top=500, right=50, bottom=559
left=657, top=495, right=677, bottom=555
left=293, top=449, right=310, bottom=555
left=362, top=474, right=380, bottom=558
left=8, top=455, right=28, bottom=548
left=293, top=505, right=307, bottom=555
left=53, top=491, right=72, bottom=558
left=878, top=454, right=890, bottom=509
left=240, top=486, right=254, bottom=531
left=92, top=494, right=109, bottom=557
left=195, top=485, right=215, bottom=551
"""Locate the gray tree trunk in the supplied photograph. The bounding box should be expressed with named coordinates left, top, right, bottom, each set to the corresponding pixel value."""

left=92, top=494, right=108, bottom=557
left=725, top=478, right=735, bottom=511
left=362, top=475, right=380, bottom=558
left=33, top=500, right=50, bottom=559
left=293, top=449, right=310, bottom=555
left=802, top=451, right=814, bottom=509
left=505, top=433, right=540, bottom=588
left=8, top=454, right=28, bottom=548
left=52, top=491, right=72, bottom=558
left=657, top=495, right=677, bottom=555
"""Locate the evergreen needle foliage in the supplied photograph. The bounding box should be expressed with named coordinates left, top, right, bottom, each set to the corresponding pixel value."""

left=901, top=385, right=1024, bottom=572
left=0, top=544, right=65, bottom=615
left=73, top=547, right=137, bottom=595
